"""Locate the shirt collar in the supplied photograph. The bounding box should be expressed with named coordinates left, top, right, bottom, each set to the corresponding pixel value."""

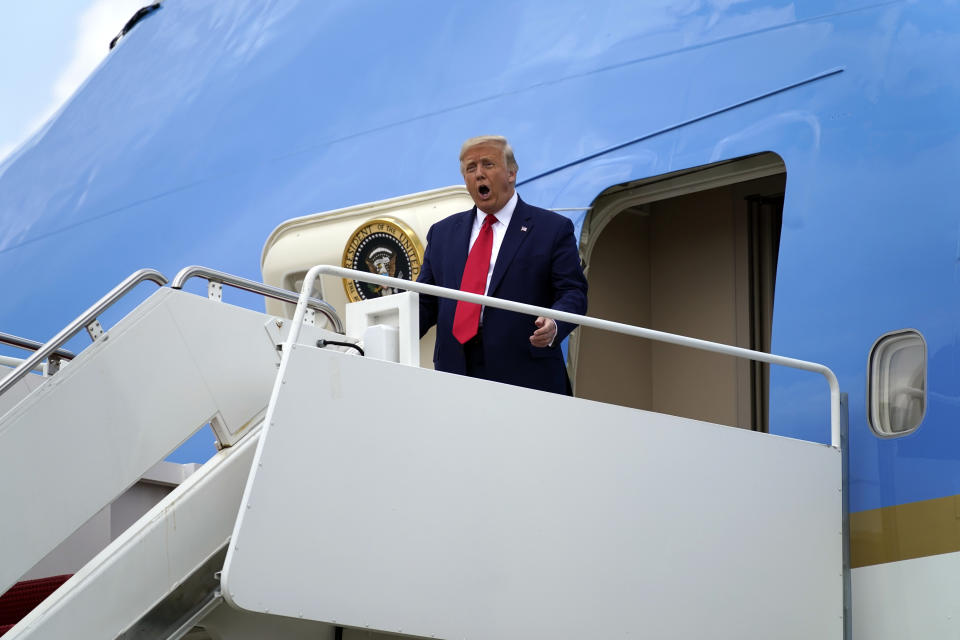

left=477, top=190, right=518, bottom=227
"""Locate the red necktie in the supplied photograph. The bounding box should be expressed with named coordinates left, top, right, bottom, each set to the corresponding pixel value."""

left=452, top=214, right=497, bottom=343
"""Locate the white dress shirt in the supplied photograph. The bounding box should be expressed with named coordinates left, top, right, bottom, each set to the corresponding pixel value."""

left=469, top=190, right=518, bottom=295
left=468, top=190, right=555, bottom=344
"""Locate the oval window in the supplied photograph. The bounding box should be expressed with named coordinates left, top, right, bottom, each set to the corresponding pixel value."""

left=868, top=329, right=927, bottom=437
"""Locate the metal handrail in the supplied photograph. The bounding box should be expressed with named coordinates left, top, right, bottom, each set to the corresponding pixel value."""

left=286, top=265, right=843, bottom=450
left=0, top=269, right=168, bottom=397
left=170, top=266, right=344, bottom=334
left=0, top=331, right=76, bottom=360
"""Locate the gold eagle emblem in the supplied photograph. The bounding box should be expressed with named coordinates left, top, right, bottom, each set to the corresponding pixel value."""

left=342, top=217, right=424, bottom=302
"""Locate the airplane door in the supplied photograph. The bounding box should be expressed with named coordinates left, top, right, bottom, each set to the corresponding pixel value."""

left=575, top=161, right=784, bottom=431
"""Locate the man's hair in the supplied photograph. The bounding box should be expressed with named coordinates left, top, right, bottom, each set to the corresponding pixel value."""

left=459, top=135, right=519, bottom=174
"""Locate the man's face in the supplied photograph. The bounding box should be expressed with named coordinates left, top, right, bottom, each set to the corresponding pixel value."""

left=461, top=143, right=516, bottom=212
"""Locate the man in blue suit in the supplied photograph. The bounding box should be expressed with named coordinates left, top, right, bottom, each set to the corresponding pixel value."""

left=417, top=135, right=588, bottom=395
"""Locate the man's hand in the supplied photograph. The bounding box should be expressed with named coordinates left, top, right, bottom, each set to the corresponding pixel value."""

left=530, top=316, right=558, bottom=348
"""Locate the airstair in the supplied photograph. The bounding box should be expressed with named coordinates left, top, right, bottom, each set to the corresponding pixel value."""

left=0, top=266, right=847, bottom=639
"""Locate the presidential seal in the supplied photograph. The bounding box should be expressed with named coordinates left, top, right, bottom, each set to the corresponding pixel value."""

left=342, top=217, right=424, bottom=302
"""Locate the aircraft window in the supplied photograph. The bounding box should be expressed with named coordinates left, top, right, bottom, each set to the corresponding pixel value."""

left=868, top=329, right=927, bottom=437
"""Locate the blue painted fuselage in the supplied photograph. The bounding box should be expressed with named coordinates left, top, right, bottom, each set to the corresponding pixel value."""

left=0, top=0, right=957, bottom=552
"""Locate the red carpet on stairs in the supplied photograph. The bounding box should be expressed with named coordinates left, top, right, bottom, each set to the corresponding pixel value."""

left=0, top=575, right=72, bottom=636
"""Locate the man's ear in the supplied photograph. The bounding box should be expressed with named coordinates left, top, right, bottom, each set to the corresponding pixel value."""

left=508, top=169, right=517, bottom=185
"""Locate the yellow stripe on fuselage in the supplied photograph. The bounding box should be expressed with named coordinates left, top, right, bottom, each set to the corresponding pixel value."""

left=851, top=494, right=960, bottom=568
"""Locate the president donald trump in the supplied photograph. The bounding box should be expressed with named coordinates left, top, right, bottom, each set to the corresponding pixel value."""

left=417, top=136, right=588, bottom=395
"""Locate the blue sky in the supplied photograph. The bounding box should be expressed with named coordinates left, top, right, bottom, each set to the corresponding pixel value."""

left=0, top=0, right=144, bottom=162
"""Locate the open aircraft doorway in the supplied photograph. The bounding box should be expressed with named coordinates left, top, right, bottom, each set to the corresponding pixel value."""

left=574, top=152, right=786, bottom=432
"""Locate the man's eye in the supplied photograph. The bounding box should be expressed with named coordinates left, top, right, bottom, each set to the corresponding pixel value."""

left=483, top=161, right=495, bottom=168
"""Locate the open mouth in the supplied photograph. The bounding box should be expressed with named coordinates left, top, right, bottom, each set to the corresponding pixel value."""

left=478, top=185, right=490, bottom=197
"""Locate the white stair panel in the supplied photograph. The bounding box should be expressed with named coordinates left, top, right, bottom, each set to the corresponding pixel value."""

left=0, top=289, right=286, bottom=594
left=5, top=426, right=260, bottom=640
left=223, top=345, right=843, bottom=640
left=0, top=370, right=44, bottom=420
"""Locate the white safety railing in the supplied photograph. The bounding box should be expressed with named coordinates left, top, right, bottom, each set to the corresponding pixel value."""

left=0, top=331, right=76, bottom=376
left=287, top=265, right=842, bottom=449
left=170, top=265, right=344, bottom=333
left=0, top=355, right=44, bottom=373
left=0, top=269, right=167, bottom=397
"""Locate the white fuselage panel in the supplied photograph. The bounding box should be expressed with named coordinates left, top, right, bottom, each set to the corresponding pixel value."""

left=852, top=550, right=960, bottom=639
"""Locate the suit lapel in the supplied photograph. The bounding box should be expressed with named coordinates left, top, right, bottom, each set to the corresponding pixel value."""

left=488, top=197, right=533, bottom=295
left=450, top=207, right=476, bottom=283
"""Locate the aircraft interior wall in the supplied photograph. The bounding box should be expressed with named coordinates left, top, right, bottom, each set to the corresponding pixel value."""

left=574, top=157, right=785, bottom=431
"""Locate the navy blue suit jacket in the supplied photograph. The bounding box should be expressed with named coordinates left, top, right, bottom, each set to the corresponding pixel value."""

left=418, top=197, right=588, bottom=394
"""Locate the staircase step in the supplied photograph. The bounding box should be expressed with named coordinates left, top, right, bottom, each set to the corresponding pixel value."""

left=0, top=575, right=72, bottom=634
